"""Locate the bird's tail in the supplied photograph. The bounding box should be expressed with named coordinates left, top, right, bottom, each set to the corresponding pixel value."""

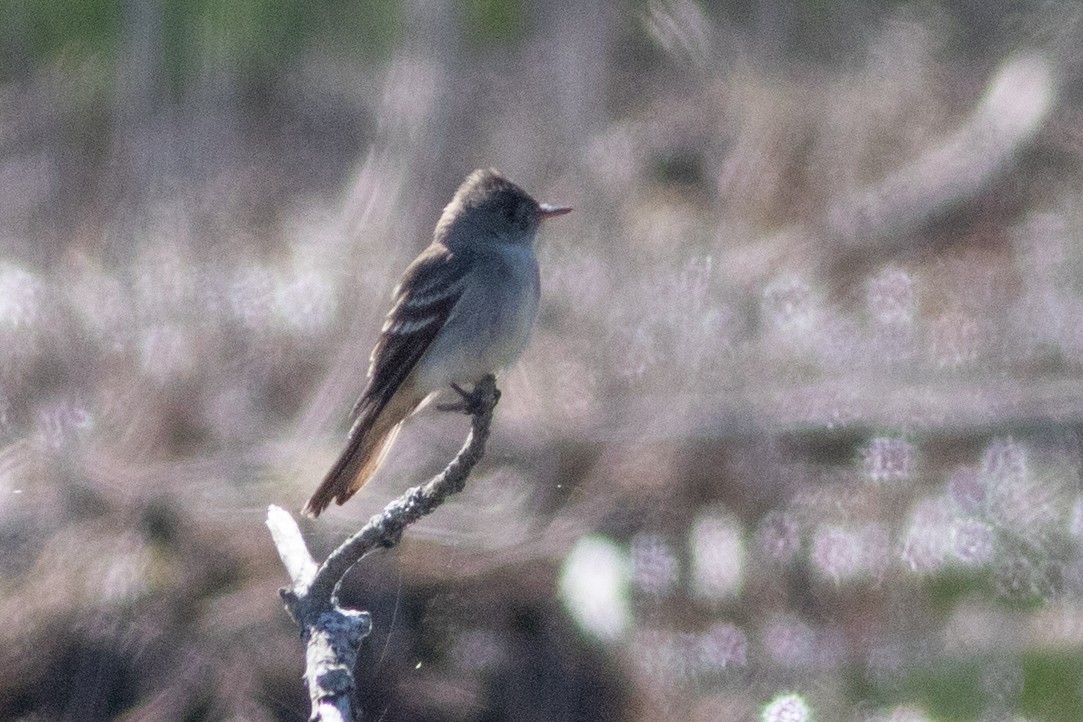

left=302, top=390, right=420, bottom=518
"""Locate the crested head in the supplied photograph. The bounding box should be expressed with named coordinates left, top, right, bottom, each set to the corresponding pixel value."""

left=434, top=169, right=567, bottom=249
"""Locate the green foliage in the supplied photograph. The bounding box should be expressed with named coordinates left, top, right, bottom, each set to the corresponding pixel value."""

left=318, top=0, right=402, bottom=59
left=161, top=0, right=403, bottom=94
left=160, top=0, right=310, bottom=97
left=3, top=0, right=403, bottom=89
left=852, top=647, right=1083, bottom=720
left=463, top=0, right=524, bottom=47
left=901, top=661, right=987, bottom=721
left=925, top=569, right=993, bottom=613
left=1020, top=652, right=1083, bottom=721
left=852, top=658, right=986, bottom=721
left=3, top=0, right=120, bottom=76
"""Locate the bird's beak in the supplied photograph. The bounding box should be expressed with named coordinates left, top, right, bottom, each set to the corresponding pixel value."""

left=539, top=203, right=573, bottom=219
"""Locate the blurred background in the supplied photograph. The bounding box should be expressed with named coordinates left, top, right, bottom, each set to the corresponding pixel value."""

left=3, top=0, right=1083, bottom=719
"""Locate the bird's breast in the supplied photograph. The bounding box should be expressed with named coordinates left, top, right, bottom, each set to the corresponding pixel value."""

left=415, top=245, right=540, bottom=390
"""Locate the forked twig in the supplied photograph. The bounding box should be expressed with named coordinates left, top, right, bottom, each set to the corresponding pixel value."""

left=266, top=375, right=501, bottom=721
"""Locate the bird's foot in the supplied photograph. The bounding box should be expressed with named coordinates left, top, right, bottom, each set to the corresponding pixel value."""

left=437, top=381, right=494, bottom=416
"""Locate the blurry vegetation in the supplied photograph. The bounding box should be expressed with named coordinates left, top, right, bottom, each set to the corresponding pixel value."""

left=463, top=0, right=525, bottom=47
left=4, top=0, right=402, bottom=82
left=3, top=0, right=1083, bottom=720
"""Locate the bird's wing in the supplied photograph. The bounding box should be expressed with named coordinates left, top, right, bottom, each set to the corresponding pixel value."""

left=350, top=243, right=471, bottom=421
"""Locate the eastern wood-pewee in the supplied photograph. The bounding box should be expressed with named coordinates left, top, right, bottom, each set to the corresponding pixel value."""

left=303, top=169, right=571, bottom=517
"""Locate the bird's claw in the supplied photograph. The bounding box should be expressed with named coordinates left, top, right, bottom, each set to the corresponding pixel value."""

left=437, top=382, right=487, bottom=415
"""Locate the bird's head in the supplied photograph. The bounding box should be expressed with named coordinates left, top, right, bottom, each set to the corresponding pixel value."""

left=435, top=169, right=571, bottom=248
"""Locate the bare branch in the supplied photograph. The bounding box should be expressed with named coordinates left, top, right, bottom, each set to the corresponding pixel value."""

left=267, top=504, right=318, bottom=591
left=266, top=374, right=501, bottom=721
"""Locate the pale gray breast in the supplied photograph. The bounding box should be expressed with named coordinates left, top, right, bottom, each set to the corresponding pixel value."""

left=415, top=243, right=540, bottom=388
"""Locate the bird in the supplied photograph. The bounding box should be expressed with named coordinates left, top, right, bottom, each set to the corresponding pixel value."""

left=303, top=169, right=571, bottom=517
